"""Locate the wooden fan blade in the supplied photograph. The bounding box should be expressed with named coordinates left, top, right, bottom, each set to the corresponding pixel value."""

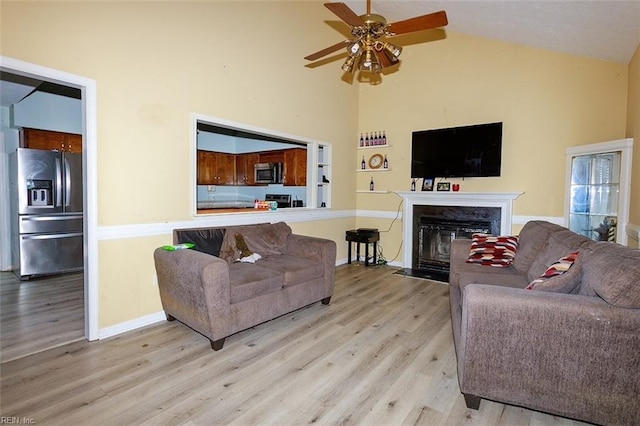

left=304, top=40, right=350, bottom=61
left=325, top=2, right=365, bottom=27
left=388, top=10, right=448, bottom=35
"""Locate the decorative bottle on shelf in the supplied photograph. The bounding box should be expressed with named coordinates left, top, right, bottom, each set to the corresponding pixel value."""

left=383, top=155, right=388, bottom=169
left=411, top=178, right=416, bottom=191
left=359, top=133, right=364, bottom=147
left=369, top=177, right=374, bottom=191
left=373, top=131, right=379, bottom=145
left=361, top=156, right=366, bottom=170
left=365, top=132, right=370, bottom=146
left=382, top=131, right=387, bottom=145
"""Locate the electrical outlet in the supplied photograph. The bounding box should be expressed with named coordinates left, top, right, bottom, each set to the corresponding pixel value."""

left=207, top=185, right=216, bottom=192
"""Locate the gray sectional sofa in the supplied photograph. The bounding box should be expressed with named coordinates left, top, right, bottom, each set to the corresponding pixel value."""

left=154, top=222, right=336, bottom=350
left=449, top=220, right=640, bottom=425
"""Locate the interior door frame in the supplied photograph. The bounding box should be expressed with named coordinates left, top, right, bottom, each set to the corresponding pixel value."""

left=1, top=55, right=99, bottom=340
left=565, top=138, right=634, bottom=245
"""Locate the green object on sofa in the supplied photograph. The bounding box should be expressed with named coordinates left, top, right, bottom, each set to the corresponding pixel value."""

left=153, top=222, right=336, bottom=351
left=449, top=220, right=640, bottom=425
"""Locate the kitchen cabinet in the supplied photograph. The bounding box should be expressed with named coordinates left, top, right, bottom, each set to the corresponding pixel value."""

left=235, top=153, right=260, bottom=185
left=22, top=128, right=82, bottom=153
left=197, top=148, right=306, bottom=187
left=283, top=148, right=307, bottom=186
left=259, top=150, right=285, bottom=164
left=197, top=150, right=236, bottom=185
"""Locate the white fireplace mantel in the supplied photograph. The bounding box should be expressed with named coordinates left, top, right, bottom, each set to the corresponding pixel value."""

left=398, top=191, right=523, bottom=268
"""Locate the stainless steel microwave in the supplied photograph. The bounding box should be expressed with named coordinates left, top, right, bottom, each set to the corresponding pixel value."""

left=254, top=162, right=283, bottom=184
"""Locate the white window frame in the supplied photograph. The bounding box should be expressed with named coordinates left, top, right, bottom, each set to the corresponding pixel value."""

left=565, top=138, right=633, bottom=245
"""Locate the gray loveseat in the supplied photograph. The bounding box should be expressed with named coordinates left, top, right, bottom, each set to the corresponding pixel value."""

left=449, top=220, right=640, bottom=425
left=154, top=222, right=336, bottom=350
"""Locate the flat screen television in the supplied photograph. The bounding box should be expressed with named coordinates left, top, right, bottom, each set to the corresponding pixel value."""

left=411, top=122, right=503, bottom=178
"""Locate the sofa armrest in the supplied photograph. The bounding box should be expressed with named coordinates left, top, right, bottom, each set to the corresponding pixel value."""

left=285, top=234, right=337, bottom=296
left=459, top=284, right=640, bottom=424
left=451, top=238, right=472, bottom=263
left=153, top=248, right=231, bottom=340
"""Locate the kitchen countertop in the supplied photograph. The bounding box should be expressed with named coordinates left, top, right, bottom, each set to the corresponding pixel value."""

left=197, top=207, right=261, bottom=214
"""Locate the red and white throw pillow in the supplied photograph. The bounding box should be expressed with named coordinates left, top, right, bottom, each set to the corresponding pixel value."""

left=466, top=233, right=519, bottom=267
left=526, top=252, right=580, bottom=290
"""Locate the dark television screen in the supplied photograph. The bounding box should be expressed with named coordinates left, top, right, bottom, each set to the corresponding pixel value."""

left=411, top=122, right=503, bottom=178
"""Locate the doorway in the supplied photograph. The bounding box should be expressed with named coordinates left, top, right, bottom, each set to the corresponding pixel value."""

left=0, top=56, right=98, bottom=358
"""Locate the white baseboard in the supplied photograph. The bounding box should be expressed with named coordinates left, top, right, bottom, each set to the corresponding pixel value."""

left=99, top=311, right=166, bottom=340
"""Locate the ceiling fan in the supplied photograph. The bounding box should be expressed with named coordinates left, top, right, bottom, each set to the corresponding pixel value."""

left=304, top=0, right=448, bottom=76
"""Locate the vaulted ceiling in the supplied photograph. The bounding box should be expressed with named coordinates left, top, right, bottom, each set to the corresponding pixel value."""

left=343, top=0, right=640, bottom=64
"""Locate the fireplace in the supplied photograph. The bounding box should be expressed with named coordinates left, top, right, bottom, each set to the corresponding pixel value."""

left=417, top=217, right=492, bottom=273
left=399, top=191, right=522, bottom=280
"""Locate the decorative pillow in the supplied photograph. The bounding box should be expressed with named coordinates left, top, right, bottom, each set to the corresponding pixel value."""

left=235, top=233, right=253, bottom=258
left=466, top=234, right=519, bottom=267
left=526, top=252, right=580, bottom=292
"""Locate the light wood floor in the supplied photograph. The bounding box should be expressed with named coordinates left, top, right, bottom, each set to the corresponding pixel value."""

left=0, top=265, right=589, bottom=425
left=0, top=271, right=85, bottom=363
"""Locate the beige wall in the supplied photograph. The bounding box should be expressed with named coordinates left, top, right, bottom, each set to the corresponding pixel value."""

left=1, top=1, right=636, bottom=328
left=1, top=1, right=359, bottom=328
left=356, top=32, right=630, bottom=255
left=626, top=45, right=640, bottom=247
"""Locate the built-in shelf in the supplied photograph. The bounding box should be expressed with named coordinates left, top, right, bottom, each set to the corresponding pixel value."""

left=356, top=168, right=391, bottom=172
left=358, top=144, right=391, bottom=149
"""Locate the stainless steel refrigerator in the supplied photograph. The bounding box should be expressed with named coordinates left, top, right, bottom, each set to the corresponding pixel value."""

left=9, top=148, right=84, bottom=279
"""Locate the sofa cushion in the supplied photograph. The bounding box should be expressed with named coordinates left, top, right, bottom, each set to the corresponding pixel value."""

left=512, top=221, right=566, bottom=274
left=578, top=242, right=640, bottom=308
left=466, top=234, right=519, bottom=267
left=219, top=222, right=292, bottom=264
left=255, top=254, right=324, bottom=287
left=458, top=270, right=528, bottom=289
left=526, top=230, right=592, bottom=282
left=525, top=251, right=581, bottom=293
left=228, top=263, right=283, bottom=304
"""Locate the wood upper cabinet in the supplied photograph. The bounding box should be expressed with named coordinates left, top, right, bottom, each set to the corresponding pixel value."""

left=283, top=148, right=307, bottom=186
left=214, top=152, right=236, bottom=185
left=198, top=148, right=306, bottom=186
left=197, top=150, right=236, bottom=185
left=197, top=150, right=216, bottom=185
left=235, top=153, right=260, bottom=185
left=258, top=150, right=285, bottom=164
left=22, top=128, right=82, bottom=153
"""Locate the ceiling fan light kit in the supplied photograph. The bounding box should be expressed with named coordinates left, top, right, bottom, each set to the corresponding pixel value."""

left=305, top=1, right=448, bottom=81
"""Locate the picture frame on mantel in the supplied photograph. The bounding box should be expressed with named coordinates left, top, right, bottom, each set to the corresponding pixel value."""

left=422, top=177, right=434, bottom=191
left=437, top=182, right=451, bottom=191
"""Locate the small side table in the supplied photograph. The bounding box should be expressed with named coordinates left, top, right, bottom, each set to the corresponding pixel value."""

left=345, top=229, right=380, bottom=267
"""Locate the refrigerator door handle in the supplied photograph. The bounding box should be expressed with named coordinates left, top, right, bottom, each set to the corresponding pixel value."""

left=21, top=214, right=83, bottom=222
left=21, top=232, right=83, bottom=240
left=64, top=155, right=72, bottom=207
left=55, top=156, right=63, bottom=207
